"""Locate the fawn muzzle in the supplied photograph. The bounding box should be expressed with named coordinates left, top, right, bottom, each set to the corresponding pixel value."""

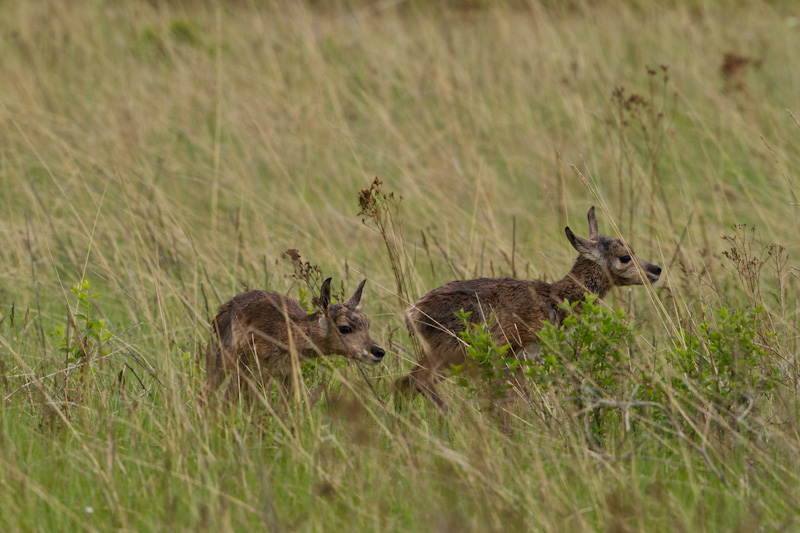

left=367, top=344, right=385, bottom=364
left=644, top=262, right=662, bottom=283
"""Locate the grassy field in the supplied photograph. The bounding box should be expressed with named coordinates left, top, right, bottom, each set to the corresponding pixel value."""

left=1, top=0, right=799, bottom=530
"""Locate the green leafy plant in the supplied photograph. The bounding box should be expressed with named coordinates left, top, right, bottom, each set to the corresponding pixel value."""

left=51, top=279, right=113, bottom=376
left=668, top=306, right=780, bottom=414
left=528, top=295, right=654, bottom=443
left=532, top=295, right=636, bottom=402
left=450, top=309, right=515, bottom=408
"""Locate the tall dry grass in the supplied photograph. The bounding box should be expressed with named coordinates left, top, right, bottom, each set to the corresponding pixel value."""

left=0, top=0, right=798, bottom=530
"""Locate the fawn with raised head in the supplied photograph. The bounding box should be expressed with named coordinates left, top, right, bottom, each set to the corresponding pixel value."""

left=208, top=278, right=385, bottom=402
left=397, top=206, right=661, bottom=408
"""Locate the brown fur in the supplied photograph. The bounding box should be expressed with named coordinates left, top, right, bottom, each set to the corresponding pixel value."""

left=208, top=278, right=384, bottom=402
left=398, top=206, right=661, bottom=408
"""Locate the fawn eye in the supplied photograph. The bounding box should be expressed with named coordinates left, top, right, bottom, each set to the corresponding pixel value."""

left=338, top=325, right=353, bottom=334
left=620, top=255, right=631, bottom=264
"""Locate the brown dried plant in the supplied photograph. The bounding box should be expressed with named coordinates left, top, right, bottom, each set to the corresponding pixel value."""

left=608, top=65, right=674, bottom=244
left=357, top=178, right=415, bottom=310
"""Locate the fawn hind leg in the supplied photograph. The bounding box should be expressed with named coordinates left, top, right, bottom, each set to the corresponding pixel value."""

left=220, top=353, right=265, bottom=407
left=395, top=345, right=466, bottom=411
left=205, top=344, right=242, bottom=407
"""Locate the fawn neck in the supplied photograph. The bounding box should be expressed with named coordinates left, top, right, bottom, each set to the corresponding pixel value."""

left=551, top=256, right=613, bottom=304
left=292, top=311, right=328, bottom=359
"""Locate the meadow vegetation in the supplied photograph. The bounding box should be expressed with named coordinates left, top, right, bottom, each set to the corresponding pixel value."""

left=0, top=0, right=799, bottom=530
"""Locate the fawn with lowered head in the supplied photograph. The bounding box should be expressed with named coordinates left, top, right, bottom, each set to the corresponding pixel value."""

left=209, top=278, right=385, bottom=402
left=398, top=206, right=661, bottom=408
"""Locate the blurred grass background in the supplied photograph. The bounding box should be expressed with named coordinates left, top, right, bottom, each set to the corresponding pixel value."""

left=0, top=0, right=799, bottom=530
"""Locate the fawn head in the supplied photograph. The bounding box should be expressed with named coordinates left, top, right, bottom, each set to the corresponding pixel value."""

left=318, top=278, right=385, bottom=364
left=565, top=207, right=662, bottom=286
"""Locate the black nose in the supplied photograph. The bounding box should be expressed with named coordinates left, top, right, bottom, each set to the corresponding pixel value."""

left=371, top=346, right=385, bottom=359
left=652, top=266, right=662, bottom=276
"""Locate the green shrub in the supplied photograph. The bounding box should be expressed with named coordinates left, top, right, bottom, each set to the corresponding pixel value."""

left=668, top=306, right=780, bottom=414
left=452, top=297, right=645, bottom=434
left=532, top=295, right=636, bottom=402
left=529, top=295, right=652, bottom=442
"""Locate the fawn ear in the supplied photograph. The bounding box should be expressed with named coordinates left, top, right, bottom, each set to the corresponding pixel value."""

left=319, top=278, right=332, bottom=313
left=565, top=227, right=594, bottom=255
left=587, top=206, right=599, bottom=239
left=344, top=279, right=366, bottom=308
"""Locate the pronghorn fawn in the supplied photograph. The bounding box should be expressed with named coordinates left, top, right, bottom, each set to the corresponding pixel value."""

left=208, top=278, right=385, bottom=403
left=398, top=206, right=661, bottom=409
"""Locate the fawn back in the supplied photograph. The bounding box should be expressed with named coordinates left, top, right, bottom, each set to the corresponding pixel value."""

left=398, top=206, right=661, bottom=408
left=209, top=278, right=385, bottom=401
